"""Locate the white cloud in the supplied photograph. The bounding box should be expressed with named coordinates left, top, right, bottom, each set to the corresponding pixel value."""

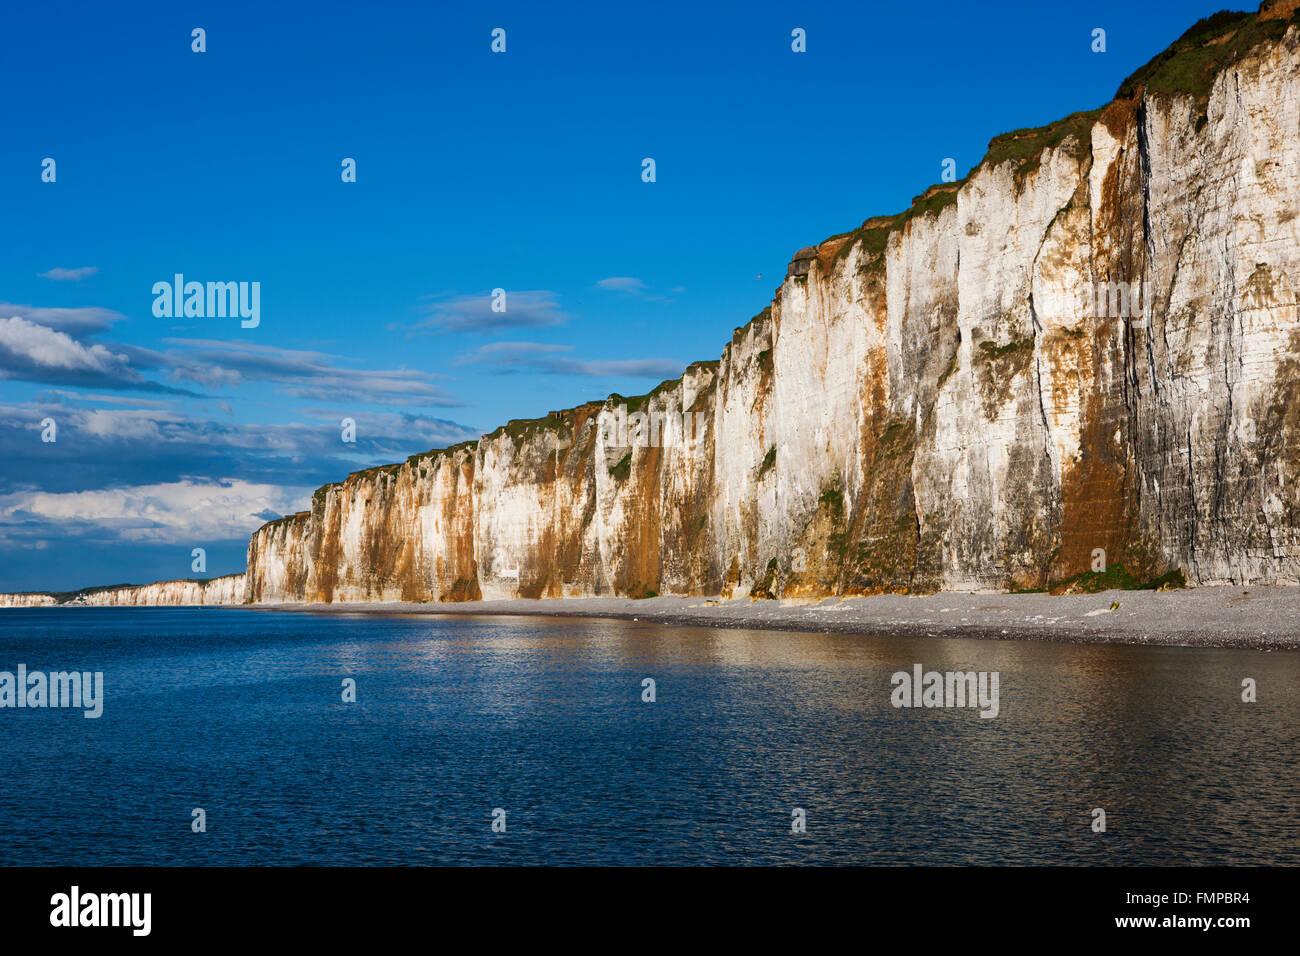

left=0, top=315, right=135, bottom=381
left=398, top=290, right=567, bottom=334
left=0, top=479, right=312, bottom=543
left=0, top=303, right=123, bottom=335
left=38, top=266, right=99, bottom=281
left=596, top=276, right=647, bottom=293
left=159, top=338, right=464, bottom=406
left=456, top=341, right=684, bottom=378
left=594, top=276, right=679, bottom=303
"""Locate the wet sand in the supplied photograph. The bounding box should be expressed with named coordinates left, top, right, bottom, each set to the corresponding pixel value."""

left=248, top=585, right=1300, bottom=649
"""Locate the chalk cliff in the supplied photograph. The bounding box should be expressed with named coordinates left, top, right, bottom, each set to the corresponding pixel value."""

left=0, top=575, right=245, bottom=607
left=0, top=593, right=58, bottom=608
left=9, top=3, right=1300, bottom=608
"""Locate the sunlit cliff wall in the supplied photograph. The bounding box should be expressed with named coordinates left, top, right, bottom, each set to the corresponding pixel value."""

left=10, top=4, right=1300, bottom=608
left=241, top=8, right=1300, bottom=602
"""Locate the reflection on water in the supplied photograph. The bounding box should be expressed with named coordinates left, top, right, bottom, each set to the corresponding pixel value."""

left=1, top=607, right=1297, bottom=865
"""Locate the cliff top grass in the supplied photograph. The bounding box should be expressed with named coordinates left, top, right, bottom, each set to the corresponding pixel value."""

left=612, top=375, right=682, bottom=413
left=1116, top=4, right=1300, bottom=101
left=729, top=308, right=771, bottom=344
left=822, top=3, right=1300, bottom=282
left=979, top=108, right=1101, bottom=183
left=897, top=181, right=966, bottom=225
left=831, top=183, right=966, bottom=258
left=477, top=373, right=722, bottom=447
left=823, top=106, right=1111, bottom=274
left=41, top=583, right=137, bottom=602
left=265, top=508, right=311, bottom=527
left=483, top=411, right=570, bottom=444
left=622, top=361, right=722, bottom=411
left=406, top=438, right=478, bottom=468
left=347, top=461, right=404, bottom=481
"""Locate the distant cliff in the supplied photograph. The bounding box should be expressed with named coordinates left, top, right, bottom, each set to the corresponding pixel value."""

left=8, top=2, right=1300, bottom=609
left=0, top=575, right=244, bottom=607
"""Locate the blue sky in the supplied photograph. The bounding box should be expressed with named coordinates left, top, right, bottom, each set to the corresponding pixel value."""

left=0, top=0, right=1239, bottom=591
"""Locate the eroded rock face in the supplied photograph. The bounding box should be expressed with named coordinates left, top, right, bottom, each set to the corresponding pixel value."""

left=236, top=18, right=1300, bottom=602
left=243, top=444, right=479, bottom=604
left=0, top=593, right=58, bottom=608
left=11, top=10, right=1300, bottom=609
left=1, top=574, right=248, bottom=607
left=74, top=574, right=247, bottom=606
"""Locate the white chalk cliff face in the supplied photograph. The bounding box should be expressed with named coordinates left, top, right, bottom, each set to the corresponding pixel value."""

left=0, top=575, right=244, bottom=607
left=0, top=593, right=57, bottom=608
left=9, top=3, right=1300, bottom=608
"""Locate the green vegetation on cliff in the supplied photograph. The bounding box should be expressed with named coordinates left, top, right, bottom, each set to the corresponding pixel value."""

left=1117, top=6, right=1299, bottom=101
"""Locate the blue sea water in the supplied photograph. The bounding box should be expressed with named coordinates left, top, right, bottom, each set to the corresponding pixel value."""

left=0, top=607, right=1296, bottom=865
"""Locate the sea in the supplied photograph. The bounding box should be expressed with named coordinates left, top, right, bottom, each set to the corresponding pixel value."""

left=1, top=607, right=1296, bottom=865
